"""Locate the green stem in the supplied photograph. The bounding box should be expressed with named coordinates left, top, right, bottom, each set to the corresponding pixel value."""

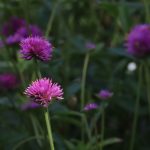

left=45, top=0, right=60, bottom=38
left=44, top=108, right=55, bottom=150
left=34, top=59, right=41, bottom=78
left=30, top=114, right=42, bottom=147
left=80, top=52, right=90, bottom=141
left=143, top=0, right=150, bottom=23
left=82, top=114, right=92, bottom=141
left=80, top=52, right=90, bottom=110
left=129, top=63, right=143, bottom=150
left=144, top=64, right=150, bottom=116
left=100, top=107, right=105, bottom=150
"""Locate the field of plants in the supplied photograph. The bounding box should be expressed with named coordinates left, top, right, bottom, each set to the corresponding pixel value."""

left=0, top=0, right=150, bottom=150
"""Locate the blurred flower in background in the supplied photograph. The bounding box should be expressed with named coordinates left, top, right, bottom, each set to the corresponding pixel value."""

left=0, top=73, right=18, bottom=90
left=126, top=24, right=150, bottom=57
left=21, top=101, right=41, bottom=111
left=1, top=16, right=42, bottom=45
left=84, top=102, right=98, bottom=111
left=20, top=36, right=53, bottom=61
left=24, top=78, right=63, bottom=107
left=85, top=41, right=96, bottom=50
left=98, top=89, right=113, bottom=100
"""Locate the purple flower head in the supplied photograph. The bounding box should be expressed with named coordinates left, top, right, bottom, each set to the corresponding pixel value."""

left=0, top=73, right=18, bottom=90
left=20, top=36, right=53, bottom=61
left=85, top=42, right=96, bottom=50
left=21, top=101, right=41, bottom=111
left=98, top=89, right=113, bottom=100
left=2, top=16, right=25, bottom=36
left=6, top=25, right=42, bottom=45
left=84, top=103, right=98, bottom=111
left=24, top=78, right=63, bottom=107
left=126, top=24, right=150, bottom=57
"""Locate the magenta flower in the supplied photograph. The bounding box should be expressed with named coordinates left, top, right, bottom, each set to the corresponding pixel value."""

left=24, top=78, right=63, bottom=107
left=20, top=36, right=53, bottom=61
left=85, top=42, right=96, bottom=49
left=21, top=101, right=41, bottom=111
left=0, top=73, right=18, bottom=90
left=84, top=103, right=98, bottom=111
left=126, top=24, right=150, bottom=57
left=98, top=89, right=113, bottom=100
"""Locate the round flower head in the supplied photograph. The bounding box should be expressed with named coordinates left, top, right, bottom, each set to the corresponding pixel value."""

left=0, top=73, right=18, bottom=90
left=84, top=103, right=98, bottom=111
left=24, top=78, right=63, bottom=107
left=98, top=89, right=113, bottom=100
left=126, top=24, right=150, bottom=57
left=20, top=36, right=53, bottom=61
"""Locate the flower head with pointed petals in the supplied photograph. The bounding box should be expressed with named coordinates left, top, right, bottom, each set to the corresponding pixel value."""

left=20, top=36, right=53, bottom=61
left=24, top=78, right=63, bottom=107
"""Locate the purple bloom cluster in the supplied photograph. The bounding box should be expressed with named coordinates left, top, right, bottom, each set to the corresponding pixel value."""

left=85, top=42, right=96, bottom=50
left=98, top=89, right=113, bottom=100
left=24, top=78, right=63, bottom=107
left=1, top=16, right=42, bottom=45
left=20, top=36, right=53, bottom=61
left=84, top=103, right=98, bottom=111
left=0, top=73, right=18, bottom=90
left=126, top=24, right=150, bottom=57
left=21, top=101, right=41, bottom=111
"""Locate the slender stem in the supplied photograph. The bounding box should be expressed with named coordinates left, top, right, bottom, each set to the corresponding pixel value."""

left=80, top=52, right=90, bottom=141
left=143, top=0, right=150, bottom=23
left=34, top=59, right=41, bottom=78
left=45, top=0, right=60, bottom=37
left=144, top=64, right=150, bottom=116
left=129, top=63, right=143, bottom=150
left=80, top=52, right=90, bottom=110
left=30, top=114, right=42, bottom=147
left=82, top=114, right=92, bottom=141
left=44, top=108, right=55, bottom=150
left=100, top=107, right=105, bottom=150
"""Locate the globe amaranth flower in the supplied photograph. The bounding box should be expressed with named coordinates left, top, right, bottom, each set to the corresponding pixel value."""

left=21, top=101, right=41, bottom=111
left=0, top=73, right=18, bottom=90
left=6, top=25, right=42, bottom=45
left=24, top=78, right=63, bottom=107
left=126, top=24, right=150, bottom=57
left=20, top=36, right=53, bottom=61
left=85, top=42, right=96, bottom=50
left=84, top=103, right=98, bottom=111
left=98, top=89, right=113, bottom=100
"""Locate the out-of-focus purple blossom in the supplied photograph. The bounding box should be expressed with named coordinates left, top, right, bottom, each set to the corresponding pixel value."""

left=24, top=78, right=63, bottom=107
left=21, top=101, right=41, bottom=111
left=98, top=89, right=113, bottom=100
left=2, top=16, right=25, bottom=36
left=126, top=24, right=150, bottom=57
left=84, top=103, right=98, bottom=111
left=0, top=73, right=18, bottom=90
left=20, top=36, right=53, bottom=61
left=6, top=25, right=42, bottom=45
left=85, top=42, right=96, bottom=49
